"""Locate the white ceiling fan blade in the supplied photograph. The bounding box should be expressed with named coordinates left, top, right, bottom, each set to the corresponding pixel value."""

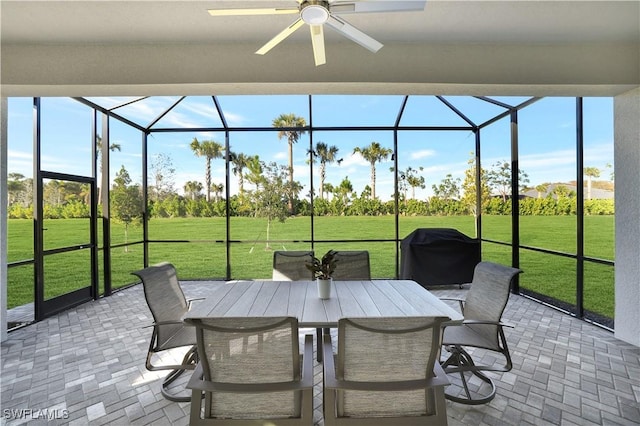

left=329, top=1, right=426, bottom=14
left=326, top=15, right=383, bottom=53
left=256, top=18, right=305, bottom=55
left=310, top=25, right=326, bottom=66
left=208, top=7, right=299, bottom=16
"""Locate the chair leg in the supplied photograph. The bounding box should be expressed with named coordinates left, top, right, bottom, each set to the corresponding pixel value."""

left=441, top=345, right=497, bottom=405
left=160, top=346, right=198, bottom=402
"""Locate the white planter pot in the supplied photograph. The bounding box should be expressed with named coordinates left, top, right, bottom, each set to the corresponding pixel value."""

left=317, top=278, right=332, bottom=299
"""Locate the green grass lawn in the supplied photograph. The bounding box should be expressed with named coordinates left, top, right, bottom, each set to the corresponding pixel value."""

left=7, top=215, right=615, bottom=319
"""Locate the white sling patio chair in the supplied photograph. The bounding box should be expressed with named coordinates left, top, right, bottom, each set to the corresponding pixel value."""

left=331, top=250, right=371, bottom=281
left=132, top=262, right=199, bottom=402
left=315, top=250, right=372, bottom=362
left=323, top=316, right=450, bottom=425
left=272, top=250, right=323, bottom=360
left=272, top=250, right=315, bottom=281
left=440, top=261, right=522, bottom=404
left=186, top=316, right=314, bottom=425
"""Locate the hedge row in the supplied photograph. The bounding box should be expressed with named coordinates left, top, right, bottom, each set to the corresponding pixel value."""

left=7, top=195, right=614, bottom=220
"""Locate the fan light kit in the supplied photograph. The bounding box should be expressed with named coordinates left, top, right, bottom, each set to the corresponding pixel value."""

left=208, top=0, right=427, bottom=66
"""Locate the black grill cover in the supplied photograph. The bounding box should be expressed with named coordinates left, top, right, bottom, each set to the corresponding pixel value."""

left=400, top=228, right=480, bottom=287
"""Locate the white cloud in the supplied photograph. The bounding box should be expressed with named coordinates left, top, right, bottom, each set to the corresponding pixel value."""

left=273, top=151, right=287, bottom=161
left=340, top=152, right=370, bottom=168
left=410, top=149, right=437, bottom=160
left=221, top=111, right=247, bottom=126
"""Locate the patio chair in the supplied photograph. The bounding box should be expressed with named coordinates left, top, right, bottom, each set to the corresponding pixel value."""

left=440, top=261, right=522, bottom=404
left=316, top=250, right=372, bottom=361
left=331, top=250, right=371, bottom=280
left=132, top=262, right=199, bottom=402
left=186, top=316, right=314, bottom=425
left=272, top=250, right=315, bottom=281
left=323, top=317, right=450, bottom=425
left=272, top=250, right=322, bottom=360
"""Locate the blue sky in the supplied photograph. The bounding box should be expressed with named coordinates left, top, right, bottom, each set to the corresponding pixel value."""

left=7, top=95, right=614, bottom=200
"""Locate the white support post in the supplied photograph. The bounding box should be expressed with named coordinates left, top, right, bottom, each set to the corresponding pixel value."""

left=614, top=87, right=640, bottom=347
left=1, top=97, right=8, bottom=342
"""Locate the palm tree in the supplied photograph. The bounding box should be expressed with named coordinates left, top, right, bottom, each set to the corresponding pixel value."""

left=211, top=183, right=224, bottom=202
left=272, top=113, right=307, bottom=213
left=310, top=142, right=340, bottom=200
left=337, top=176, right=354, bottom=203
left=190, top=138, right=224, bottom=202
left=535, top=183, right=549, bottom=198
left=405, top=166, right=426, bottom=199
left=183, top=180, right=202, bottom=200
left=353, top=142, right=392, bottom=199
left=229, top=151, right=250, bottom=196
left=323, top=182, right=335, bottom=200
left=584, top=166, right=601, bottom=200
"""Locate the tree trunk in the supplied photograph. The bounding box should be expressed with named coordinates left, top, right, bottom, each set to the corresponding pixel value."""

left=206, top=158, right=212, bottom=202
left=370, top=164, right=376, bottom=199
left=320, top=162, right=326, bottom=200
left=265, top=218, right=271, bottom=250
left=288, top=140, right=294, bottom=213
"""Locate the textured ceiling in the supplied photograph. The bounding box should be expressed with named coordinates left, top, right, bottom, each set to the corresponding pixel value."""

left=1, top=1, right=639, bottom=97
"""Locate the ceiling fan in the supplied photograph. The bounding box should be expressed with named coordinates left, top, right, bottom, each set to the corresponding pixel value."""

left=207, top=1, right=427, bottom=66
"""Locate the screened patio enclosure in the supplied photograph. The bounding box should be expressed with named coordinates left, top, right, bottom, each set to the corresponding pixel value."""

left=6, top=94, right=615, bottom=331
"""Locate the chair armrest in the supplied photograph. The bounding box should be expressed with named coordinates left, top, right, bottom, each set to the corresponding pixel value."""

left=187, top=298, right=205, bottom=309
left=439, top=297, right=465, bottom=313
left=322, top=334, right=449, bottom=392
left=460, top=319, right=514, bottom=328
left=143, top=319, right=185, bottom=329
left=187, top=335, right=314, bottom=394
left=301, top=334, right=314, bottom=388
left=322, top=333, right=336, bottom=378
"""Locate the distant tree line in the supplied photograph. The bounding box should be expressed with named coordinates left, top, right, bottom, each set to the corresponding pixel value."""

left=6, top=111, right=614, bottom=222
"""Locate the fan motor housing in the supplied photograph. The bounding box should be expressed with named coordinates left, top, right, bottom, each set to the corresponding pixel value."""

left=300, top=0, right=330, bottom=25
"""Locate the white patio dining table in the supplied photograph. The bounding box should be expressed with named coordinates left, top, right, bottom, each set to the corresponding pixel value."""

left=184, top=279, right=463, bottom=326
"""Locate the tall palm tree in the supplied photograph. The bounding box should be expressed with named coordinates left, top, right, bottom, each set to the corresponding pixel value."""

left=229, top=151, right=250, bottom=196
left=353, top=141, right=392, bottom=199
left=310, top=142, right=340, bottom=200
left=584, top=166, right=601, bottom=200
left=272, top=113, right=307, bottom=212
left=190, top=137, right=224, bottom=202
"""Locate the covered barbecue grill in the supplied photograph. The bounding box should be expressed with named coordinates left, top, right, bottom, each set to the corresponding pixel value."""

left=400, top=228, right=480, bottom=287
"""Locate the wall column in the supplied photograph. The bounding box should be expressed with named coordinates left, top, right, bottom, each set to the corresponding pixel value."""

left=614, top=87, right=640, bottom=347
left=1, top=97, right=8, bottom=342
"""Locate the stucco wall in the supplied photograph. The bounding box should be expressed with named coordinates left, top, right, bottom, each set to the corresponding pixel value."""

left=614, top=87, right=640, bottom=347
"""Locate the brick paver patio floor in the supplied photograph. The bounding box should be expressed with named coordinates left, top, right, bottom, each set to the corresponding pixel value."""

left=2, top=281, right=639, bottom=425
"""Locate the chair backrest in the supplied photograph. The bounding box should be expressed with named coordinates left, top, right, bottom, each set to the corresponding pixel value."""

left=332, top=251, right=371, bottom=280
left=336, top=316, right=447, bottom=417
left=464, top=261, right=522, bottom=345
left=272, top=251, right=314, bottom=280
left=190, top=316, right=301, bottom=419
left=133, top=262, right=189, bottom=347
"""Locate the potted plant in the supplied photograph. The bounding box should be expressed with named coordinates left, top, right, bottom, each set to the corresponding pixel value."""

left=306, top=250, right=338, bottom=299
